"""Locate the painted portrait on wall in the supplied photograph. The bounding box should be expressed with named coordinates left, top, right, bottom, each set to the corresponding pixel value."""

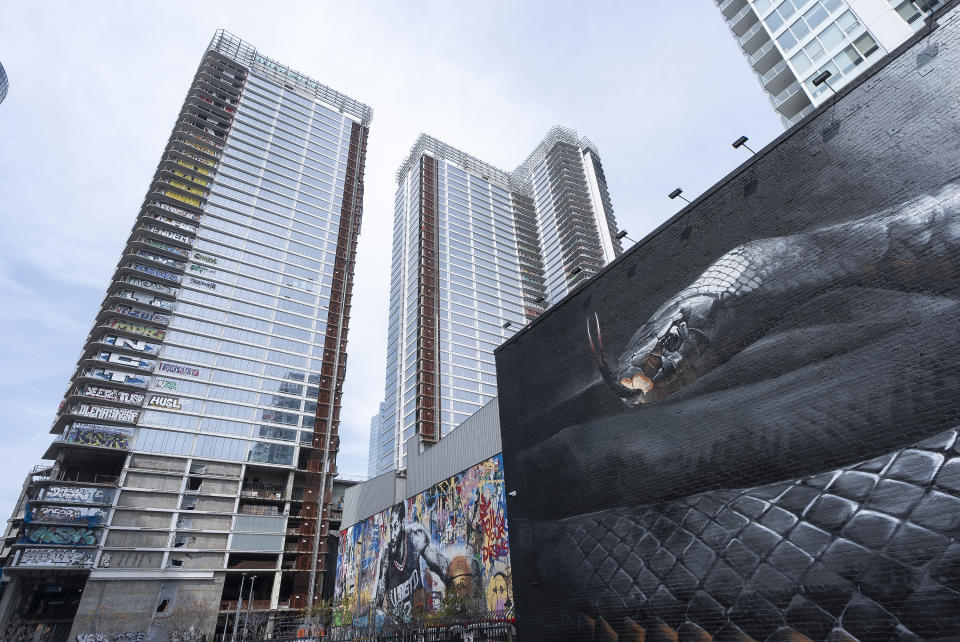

left=334, top=454, right=512, bottom=630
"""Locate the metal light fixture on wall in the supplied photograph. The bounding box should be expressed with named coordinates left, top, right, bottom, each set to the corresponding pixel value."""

left=732, top=136, right=756, bottom=154
left=668, top=188, right=692, bottom=204
left=812, top=69, right=836, bottom=96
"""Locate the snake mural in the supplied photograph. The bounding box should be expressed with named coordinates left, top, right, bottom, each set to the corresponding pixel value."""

left=498, top=181, right=960, bottom=640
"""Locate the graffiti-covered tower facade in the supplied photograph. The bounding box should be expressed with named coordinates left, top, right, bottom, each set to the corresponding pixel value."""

left=0, top=30, right=371, bottom=641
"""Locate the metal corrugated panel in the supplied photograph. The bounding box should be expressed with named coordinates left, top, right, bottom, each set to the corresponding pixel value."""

left=233, top=514, right=285, bottom=533
left=341, top=399, right=501, bottom=528
left=230, top=533, right=284, bottom=551
left=340, top=470, right=401, bottom=529
left=406, top=398, right=501, bottom=498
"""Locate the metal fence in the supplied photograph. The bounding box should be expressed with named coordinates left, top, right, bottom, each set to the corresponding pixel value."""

left=223, top=610, right=516, bottom=642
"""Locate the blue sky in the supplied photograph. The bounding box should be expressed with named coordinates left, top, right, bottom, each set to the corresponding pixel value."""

left=0, top=1, right=782, bottom=514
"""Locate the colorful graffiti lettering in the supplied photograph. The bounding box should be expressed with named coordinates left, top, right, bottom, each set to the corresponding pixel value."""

left=107, top=317, right=166, bottom=340
left=142, top=237, right=189, bottom=258
left=158, top=361, right=202, bottom=377
left=23, top=525, right=100, bottom=546
left=129, top=263, right=182, bottom=284
left=335, top=455, right=511, bottom=625
left=111, top=303, right=171, bottom=325
left=64, top=424, right=133, bottom=450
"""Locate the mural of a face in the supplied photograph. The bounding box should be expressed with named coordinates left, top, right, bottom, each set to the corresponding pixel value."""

left=485, top=572, right=510, bottom=611
left=388, top=503, right=404, bottom=553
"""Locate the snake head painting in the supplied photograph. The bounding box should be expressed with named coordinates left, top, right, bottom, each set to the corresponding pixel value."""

left=588, top=293, right=720, bottom=406
left=589, top=181, right=960, bottom=409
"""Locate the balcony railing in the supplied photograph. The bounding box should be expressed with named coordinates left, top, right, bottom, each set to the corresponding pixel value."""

left=759, top=59, right=788, bottom=85
left=738, top=21, right=767, bottom=47
left=748, top=39, right=777, bottom=66
left=240, top=482, right=285, bottom=500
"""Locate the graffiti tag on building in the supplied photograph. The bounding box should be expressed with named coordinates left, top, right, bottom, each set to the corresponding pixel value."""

left=23, top=525, right=101, bottom=546
left=16, top=547, right=95, bottom=567
left=106, top=318, right=166, bottom=340
left=85, top=368, right=149, bottom=388
left=71, top=404, right=139, bottom=423
left=122, top=276, right=177, bottom=295
left=101, top=335, right=161, bottom=355
left=41, top=485, right=115, bottom=505
left=64, top=424, right=134, bottom=450
left=78, top=386, right=145, bottom=405
left=147, top=395, right=182, bottom=410
left=95, top=351, right=155, bottom=371
left=158, top=362, right=202, bottom=377
left=32, top=505, right=107, bottom=524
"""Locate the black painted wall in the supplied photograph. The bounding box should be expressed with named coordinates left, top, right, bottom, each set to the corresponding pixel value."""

left=496, top=3, right=960, bottom=640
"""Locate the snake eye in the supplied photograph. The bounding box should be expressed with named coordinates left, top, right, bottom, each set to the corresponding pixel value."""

left=662, top=323, right=684, bottom=353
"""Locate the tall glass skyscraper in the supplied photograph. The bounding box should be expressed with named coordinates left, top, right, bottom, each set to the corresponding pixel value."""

left=717, top=0, right=943, bottom=126
left=373, top=128, right=621, bottom=475
left=0, top=30, right=370, bottom=641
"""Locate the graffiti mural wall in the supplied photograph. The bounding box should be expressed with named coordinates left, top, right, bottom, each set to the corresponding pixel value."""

left=495, top=10, right=960, bottom=640
left=334, top=455, right=512, bottom=624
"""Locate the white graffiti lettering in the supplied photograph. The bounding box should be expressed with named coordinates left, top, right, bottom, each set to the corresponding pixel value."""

left=71, top=404, right=139, bottom=423
left=79, top=386, right=145, bottom=405
left=147, top=395, right=182, bottom=410
left=16, top=548, right=95, bottom=567
left=43, top=485, right=114, bottom=504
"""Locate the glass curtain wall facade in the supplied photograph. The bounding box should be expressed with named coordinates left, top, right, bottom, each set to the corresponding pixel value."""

left=0, top=30, right=370, bottom=641
left=717, top=0, right=943, bottom=127
left=374, top=129, right=621, bottom=475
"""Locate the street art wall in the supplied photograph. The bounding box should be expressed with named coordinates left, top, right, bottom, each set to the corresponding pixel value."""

left=495, top=7, right=960, bottom=640
left=334, top=454, right=511, bottom=625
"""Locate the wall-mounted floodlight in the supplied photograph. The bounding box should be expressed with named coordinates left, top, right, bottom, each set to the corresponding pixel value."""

left=732, top=136, right=756, bottom=154
left=812, top=69, right=836, bottom=97
left=502, top=321, right=512, bottom=329
left=570, top=267, right=583, bottom=276
left=668, top=188, right=692, bottom=204
left=615, top=230, right=628, bottom=240
left=535, top=296, right=546, bottom=303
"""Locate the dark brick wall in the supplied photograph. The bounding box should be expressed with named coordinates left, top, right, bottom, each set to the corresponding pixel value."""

left=496, top=3, right=960, bottom=640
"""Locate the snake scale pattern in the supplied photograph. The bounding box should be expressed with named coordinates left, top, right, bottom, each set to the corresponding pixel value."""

left=544, top=425, right=960, bottom=641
